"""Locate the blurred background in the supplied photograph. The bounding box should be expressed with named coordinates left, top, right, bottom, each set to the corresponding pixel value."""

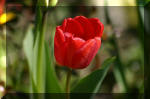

left=0, top=0, right=148, bottom=98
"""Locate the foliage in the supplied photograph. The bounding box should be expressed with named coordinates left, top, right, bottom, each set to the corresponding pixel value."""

left=0, top=0, right=144, bottom=99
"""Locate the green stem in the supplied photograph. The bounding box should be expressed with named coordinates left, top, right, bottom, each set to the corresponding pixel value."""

left=66, top=69, right=72, bottom=99
left=36, top=7, right=47, bottom=92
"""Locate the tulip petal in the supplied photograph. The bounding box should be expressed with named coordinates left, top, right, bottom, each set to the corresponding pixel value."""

left=61, top=18, right=84, bottom=37
left=89, top=18, right=104, bottom=37
left=72, top=37, right=86, bottom=49
left=54, top=33, right=85, bottom=67
left=60, top=19, right=67, bottom=31
left=64, top=36, right=85, bottom=67
left=0, top=0, right=5, bottom=15
left=54, top=42, right=67, bottom=66
left=54, top=26, right=66, bottom=65
left=54, top=26, right=65, bottom=46
left=74, top=16, right=94, bottom=40
left=71, top=38, right=101, bottom=69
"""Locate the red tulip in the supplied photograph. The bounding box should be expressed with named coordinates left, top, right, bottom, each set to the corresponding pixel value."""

left=0, top=0, right=5, bottom=15
left=54, top=16, right=104, bottom=69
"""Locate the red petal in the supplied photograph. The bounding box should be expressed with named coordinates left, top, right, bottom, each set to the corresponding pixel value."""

left=54, top=42, right=67, bottom=66
left=61, top=18, right=84, bottom=37
left=0, top=0, right=5, bottom=15
left=54, top=26, right=65, bottom=46
left=54, top=32, right=85, bottom=67
left=70, top=38, right=101, bottom=69
left=54, top=26, right=65, bottom=65
left=94, top=37, right=101, bottom=48
left=72, top=37, right=85, bottom=49
left=89, top=18, right=104, bottom=37
left=60, top=19, right=67, bottom=31
left=74, top=16, right=94, bottom=40
left=65, top=37, right=85, bottom=66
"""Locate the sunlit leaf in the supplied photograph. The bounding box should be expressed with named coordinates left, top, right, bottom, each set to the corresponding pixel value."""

left=23, top=25, right=37, bottom=92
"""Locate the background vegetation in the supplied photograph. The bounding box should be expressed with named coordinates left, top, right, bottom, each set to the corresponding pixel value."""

left=0, top=0, right=148, bottom=98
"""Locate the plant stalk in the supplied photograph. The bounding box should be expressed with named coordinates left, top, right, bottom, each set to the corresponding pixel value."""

left=66, top=68, right=72, bottom=99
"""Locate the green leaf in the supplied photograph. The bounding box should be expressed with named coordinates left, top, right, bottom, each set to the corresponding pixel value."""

left=33, top=6, right=42, bottom=46
left=145, top=0, right=150, bottom=5
left=113, top=61, right=128, bottom=92
left=23, top=25, right=38, bottom=92
left=32, top=8, right=47, bottom=92
left=37, top=0, right=46, bottom=6
left=71, top=57, right=116, bottom=93
left=23, top=25, right=34, bottom=72
left=137, top=0, right=150, bottom=5
left=23, top=19, right=46, bottom=93
left=24, top=7, right=46, bottom=93
left=45, top=42, right=62, bottom=93
left=33, top=31, right=45, bottom=92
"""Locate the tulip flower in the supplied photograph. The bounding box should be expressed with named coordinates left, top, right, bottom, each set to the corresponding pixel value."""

left=0, top=12, right=16, bottom=24
left=0, top=0, right=16, bottom=25
left=0, top=0, right=5, bottom=16
left=54, top=16, right=104, bottom=69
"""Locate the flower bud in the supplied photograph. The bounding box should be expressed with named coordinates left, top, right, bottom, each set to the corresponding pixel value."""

left=49, top=0, right=58, bottom=6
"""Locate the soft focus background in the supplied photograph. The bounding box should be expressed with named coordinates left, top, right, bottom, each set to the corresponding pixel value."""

left=0, top=0, right=148, bottom=98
